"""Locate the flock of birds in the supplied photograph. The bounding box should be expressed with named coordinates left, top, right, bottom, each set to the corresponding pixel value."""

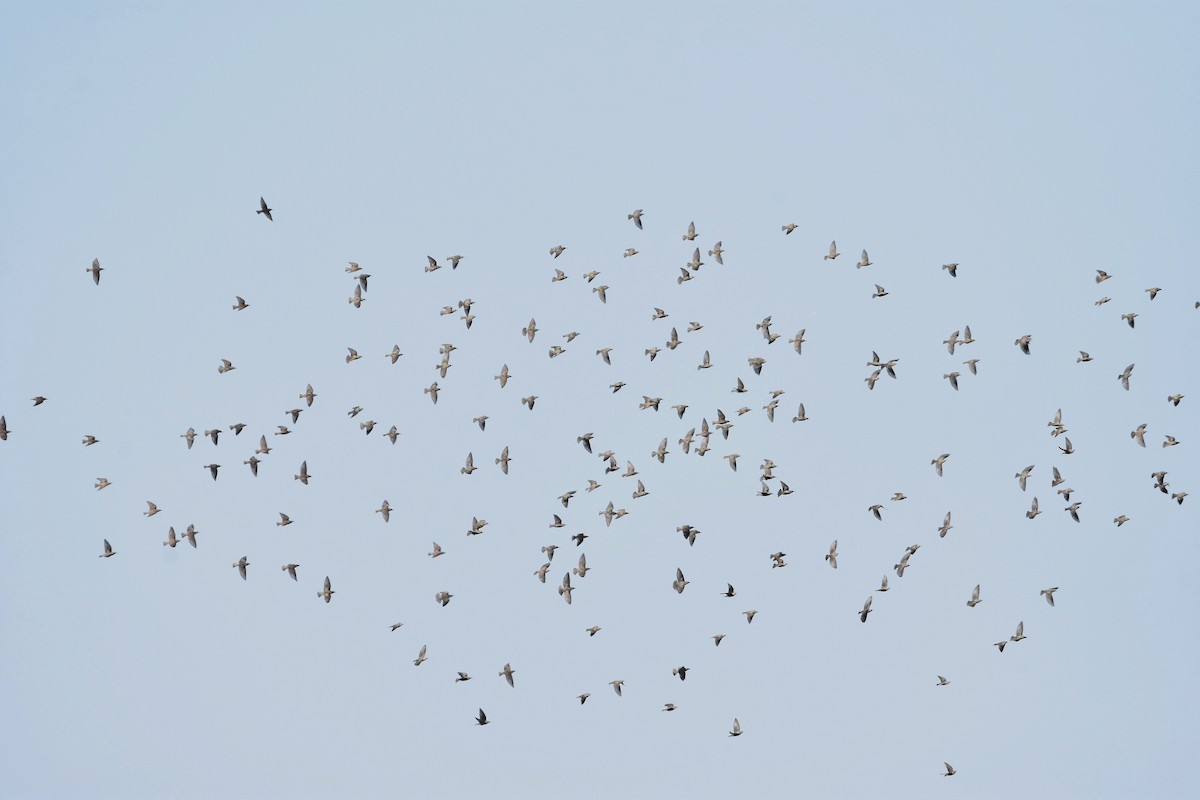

left=6, top=199, right=1194, bottom=779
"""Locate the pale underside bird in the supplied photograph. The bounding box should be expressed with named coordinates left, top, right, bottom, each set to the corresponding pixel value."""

left=283, top=564, right=299, bottom=581
left=257, top=196, right=272, bottom=220
left=233, top=556, right=249, bottom=579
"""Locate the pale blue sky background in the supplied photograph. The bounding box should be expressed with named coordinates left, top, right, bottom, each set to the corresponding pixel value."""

left=2, top=2, right=1197, bottom=798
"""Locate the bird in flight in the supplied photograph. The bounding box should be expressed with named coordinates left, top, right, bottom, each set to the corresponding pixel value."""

left=257, top=197, right=273, bottom=221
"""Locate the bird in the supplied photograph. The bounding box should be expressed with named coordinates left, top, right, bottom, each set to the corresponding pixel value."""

left=203, top=464, right=220, bottom=481
left=428, top=542, right=444, bottom=558
left=592, top=285, right=608, bottom=303
left=521, top=395, right=537, bottom=410
left=610, top=680, right=624, bottom=696
left=682, top=221, right=697, bottom=241
left=217, top=359, right=235, bottom=374
left=1118, top=363, right=1135, bottom=390
left=967, top=584, right=982, bottom=607
left=1065, top=502, right=1082, bottom=522
left=857, top=250, right=873, bottom=268
left=943, top=263, right=958, bottom=277
left=282, top=564, right=299, bottom=581
left=231, top=295, right=249, bottom=311
left=944, top=372, right=960, bottom=390
left=1059, top=438, right=1075, bottom=455
left=789, top=329, right=806, bottom=354
left=317, top=576, right=334, bottom=603
left=877, top=575, right=889, bottom=592
left=744, top=610, right=758, bottom=624
left=894, top=553, right=912, bottom=577
left=1114, top=515, right=1130, bottom=527
left=499, top=663, right=516, bottom=687
left=182, top=525, right=198, bottom=548
left=550, top=245, right=566, bottom=258
left=933, top=454, right=949, bottom=476
left=475, top=709, right=489, bottom=726
left=232, top=556, right=249, bottom=580
left=869, top=504, right=883, bottom=520
left=1011, top=621, right=1026, bottom=642
left=662, top=704, right=677, bottom=712
left=1015, top=465, right=1035, bottom=491
left=708, top=242, right=724, bottom=264
left=823, top=241, right=839, bottom=260
left=729, top=719, right=743, bottom=737
left=1014, top=335, right=1032, bottom=354
left=672, top=568, right=689, bottom=594
left=99, top=539, right=116, bottom=558
left=859, top=596, right=873, bottom=622
left=782, top=223, right=798, bottom=234
left=256, top=197, right=273, bottom=220
left=163, top=527, right=179, bottom=547
left=937, top=676, right=950, bottom=686
left=276, top=513, right=293, bottom=527
left=1163, top=435, right=1180, bottom=448
left=86, top=258, right=104, bottom=285
left=938, top=512, right=953, bottom=538
left=577, top=693, right=590, bottom=704
left=1041, top=587, right=1058, bottom=606
left=628, top=209, right=644, bottom=229
left=826, top=540, right=839, bottom=569
left=1121, top=312, right=1137, bottom=328
left=1168, top=394, right=1184, bottom=406
left=413, top=645, right=428, bottom=666
left=425, top=383, right=440, bottom=404
left=942, top=763, right=956, bottom=777
left=872, top=284, right=888, bottom=298
left=294, top=461, right=310, bottom=485
left=1096, top=269, right=1111, bottom=283
left=375, top=500, right=391, bottom=522
left=1026, top=497, right=1041, bottom=519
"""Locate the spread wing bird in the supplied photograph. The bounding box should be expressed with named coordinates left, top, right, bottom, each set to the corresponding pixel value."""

left=1041, top=587, right=1058, bottom=606
left=550, top=245, right=566, bottom=258
left=317, top=576, right=334, bottom=603
left=1026, top=497, right=1041, bottom=519
left=232, top=556, right=249, bottom=579
left=682, top=221, right=697, bottom=241
left=294, top=461, right=310, bottom=485
left=1118, top=363, right=1134, bottom=390
left=826, top=540, right=838, bottom=569
left=672, top=568, right=689, bottom=594
left=782, top=223, right=798, bottom=234
left=967, top=584, right=982, bottom=607
left=1014, top=334, right=1032, bottom=354
left=282, top=564, right=299, bottom=581
left=1015, top=465, right=1034, bottom=491
left=708, top=241, right=724, bottom=264
left=88, top=258, right=103, bottom=284
left=857, top=250, right=872, bottom=268
left=499, top=663, right=516, bottom=687
left=937, top=676, right=950, bottom=686
left=628, top=209, right=644, bottom=229
left=475, top=709, right=489, bottom=726
left=931, top=453, right=950, bottom=476
left=496, top=446, right=511, bottom=474
left=943, top=263, right=958, bottom=277
left=729, top=718, right=742, bottom=737
left=256, top=197, right=273, bottom=220
left=413, top=644, right=428, bottom=666
left=823, top=240, right=839, bottom=260
left=938, top=512, right=953, bottom=538
left=99, top=539, right=116, bottom=558
left=859, top=596, right=873, bottom=622
left=942, top=763, right=956, bottom=777
left=1011, top=621, right=1026, bottom=642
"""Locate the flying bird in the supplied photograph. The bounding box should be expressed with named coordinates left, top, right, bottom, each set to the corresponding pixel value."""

left=256, top=197, right=273, bottom=220
left=87, top=258, right=103, bottom=284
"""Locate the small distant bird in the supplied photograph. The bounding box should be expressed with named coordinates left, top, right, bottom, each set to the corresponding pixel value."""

left=317, top=576, right=334, bottom=603
left=283, top=564, right=299, bottom=581
left=475, top=709, right=489, bottom=726
left=256, top=197, right=273, bottom=220
left=32, top=396, right=47, bottom=406
left=550, top=245, right=566, bottom=258
left=938, top=512, right=953, bottom=538
left=826, top=540, right=839, bottom=569
left=294, top=461, right=310, bottom=485
left=942, top=763, right=956, bottom=777
left=1014, top=335, right=1032, bottom=354
left=609, top=680, right=624, bottom=697
left=872, top=284, right=888, bottom=298
left=376, top=500, right=391, bottom=522
left=877, top=575, right=889, bottom=592
left=592, top=285, right=608, bottom=303
left=967, top=584, right=982, bottom=608
left=869, top=504, right=883, bottom=520
left=1011, top=621, right=1026, bottom=642
left=413, top=645, right=428, bottom=667
left=1114, top=515, right=1130, bottom=527
left=1015, top=465, right=1035, bottom=491
left=276, top=513, right=292, bottom=527
left=499, top=663, right=516, bottom=687
left=708, top=242, right=724, bottom=264
left=859, top=596, right=873, bottom=622
left=672, top=568, right=689, bottom=594
left=99, top=539, right=116, bottom=558
left=1118, top=363, right=1135, bottom=390
left=203, top=464, right=220, bottom=480
left=1077, top=351, right=1093, bottom=363
left=931, top=453, right=950, bottom=476
left=943, top=263, right=958, bottom=277
left=1121, top=312, right=1137, bottom=328
left=1026, top=497, right=1041, bottom=519
left=425, top=382, right=440, bottom=404
left=162, top=527, right=179, bottom=547
left=232, top=556, right=249, bottom=580
left=183, top=525, right=198, bottom=548
left=578, top=693, right=590, bottom=704
left=682, top=221, right=697, bottom=241
left=944, top=372, right=960, bottom=390
left=428, top=542, right=444, bottom=558
left=628, top=209, right=644, bottom=229
left=743, top=610, right=758, bottom=624
left=87, top=258, right=103, bottom=284
left=728, top=719, right=743, bottom=737
left=1163, top=435, right=1179, bottom=448
left=232, top=296, right=249, bottom=311
left=217, top=359, right=235, bottom=374
left=1168, top=394, right=1184, bottom=406
left=713, top=634, right=726, bottom=646
left=857, top=250, right=873, bottom=269
left=782, top=223, right=798, bottom=234
left=1146, top=287, right=1161, bottom=300
left=823, top=241, right=839, bottom=260
left=521, top=395, right=537, bottom=410
left=1041, top=587, right=1058, bottom=606
left=1095, top=270, right=1110, bottom=283
left=496, top=446, right=511, bottom=474
left=93, top=477, right=110, bottom=490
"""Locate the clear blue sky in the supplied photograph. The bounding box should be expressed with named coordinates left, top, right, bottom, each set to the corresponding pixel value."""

left=2, top=2, right=1197, bottom=798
